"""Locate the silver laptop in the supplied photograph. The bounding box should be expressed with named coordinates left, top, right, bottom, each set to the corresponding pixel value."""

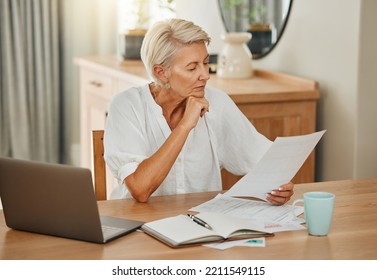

left=0, top=157, right=144, bottom=243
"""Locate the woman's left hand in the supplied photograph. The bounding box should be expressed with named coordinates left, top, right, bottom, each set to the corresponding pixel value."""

left=266, top=182, right=294, bottom=206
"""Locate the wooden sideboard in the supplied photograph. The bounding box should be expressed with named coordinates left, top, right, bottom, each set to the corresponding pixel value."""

left=75, top=55, right=320, bottom=195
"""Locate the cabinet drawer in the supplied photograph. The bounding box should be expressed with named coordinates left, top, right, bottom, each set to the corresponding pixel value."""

left=81, top=70, right=112, bottom=98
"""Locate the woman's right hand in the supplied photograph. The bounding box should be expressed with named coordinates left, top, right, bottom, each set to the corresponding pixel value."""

left=180, top=96, right=209, bottom=130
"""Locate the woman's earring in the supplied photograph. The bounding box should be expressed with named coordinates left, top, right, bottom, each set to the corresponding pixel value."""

left=164, top=83, right=171, bottom=89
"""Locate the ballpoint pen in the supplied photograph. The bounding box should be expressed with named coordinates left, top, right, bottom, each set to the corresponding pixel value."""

left=187, top=214, right=212, bottom=229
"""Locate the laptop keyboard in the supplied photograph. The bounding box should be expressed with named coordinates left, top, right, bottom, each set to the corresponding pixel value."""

left=101, top=225, right=125, bottom=238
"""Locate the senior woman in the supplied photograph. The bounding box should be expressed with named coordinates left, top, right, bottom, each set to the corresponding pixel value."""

left=104, top=18, right=294, bottom=204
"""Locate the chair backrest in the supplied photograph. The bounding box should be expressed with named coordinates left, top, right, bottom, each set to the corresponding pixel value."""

left=92, top=130, right=107, bottom=200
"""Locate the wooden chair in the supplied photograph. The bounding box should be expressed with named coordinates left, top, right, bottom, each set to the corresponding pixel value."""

left=92, top=130, right=107, bottom=200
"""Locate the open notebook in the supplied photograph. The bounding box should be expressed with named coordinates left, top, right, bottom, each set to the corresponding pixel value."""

left=142, top=212, right=273, bottom=248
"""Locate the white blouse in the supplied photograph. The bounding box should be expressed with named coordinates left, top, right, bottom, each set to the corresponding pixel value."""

left=104, top=84, right=272, bottom=199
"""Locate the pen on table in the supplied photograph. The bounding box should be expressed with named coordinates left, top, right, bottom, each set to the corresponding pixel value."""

left=187, top=214, right=212, bottom=229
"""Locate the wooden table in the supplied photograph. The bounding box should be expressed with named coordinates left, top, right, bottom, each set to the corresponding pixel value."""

left=1, top=179, right=376, bottom=260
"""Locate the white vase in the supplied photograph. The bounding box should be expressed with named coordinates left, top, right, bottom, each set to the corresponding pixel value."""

left=217, top=32, right=253, bottom=79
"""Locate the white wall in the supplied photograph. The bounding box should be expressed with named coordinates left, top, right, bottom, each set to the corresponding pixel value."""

left=355, top=0, right=377, bottom=178
left=178, top=0, right=377, bottom=181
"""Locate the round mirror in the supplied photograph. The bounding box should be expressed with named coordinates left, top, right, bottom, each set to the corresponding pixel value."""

left=218, top=0, right=293, bottom=59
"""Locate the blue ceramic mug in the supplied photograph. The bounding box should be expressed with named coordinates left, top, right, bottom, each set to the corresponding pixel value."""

left=292, top=192, right=335, bottom=236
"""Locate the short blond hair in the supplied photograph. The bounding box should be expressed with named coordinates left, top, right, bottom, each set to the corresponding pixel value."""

left=140, top=18, right=211, bottom=83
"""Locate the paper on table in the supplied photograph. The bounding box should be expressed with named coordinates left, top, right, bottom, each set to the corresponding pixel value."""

left=204, top=237, right=266, bottom=250
left=190, top=193, right=304, bottom=226
left=224, top=130, right=326, bottom=200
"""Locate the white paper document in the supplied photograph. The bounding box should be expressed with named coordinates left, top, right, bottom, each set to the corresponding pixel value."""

left=224, top=130, right=326, bottom=200
left=189, top=194, right=305, bottom=233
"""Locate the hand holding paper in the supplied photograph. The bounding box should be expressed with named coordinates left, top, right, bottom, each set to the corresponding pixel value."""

left=224, top=130, right=326, bottom=201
